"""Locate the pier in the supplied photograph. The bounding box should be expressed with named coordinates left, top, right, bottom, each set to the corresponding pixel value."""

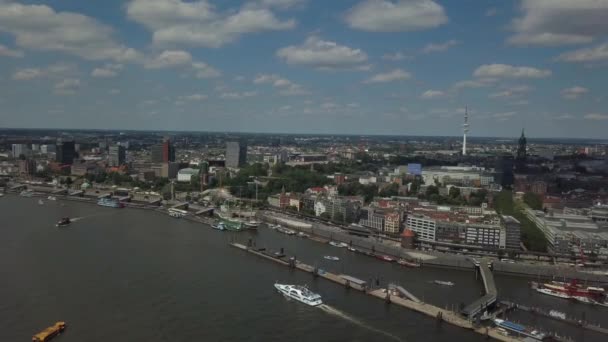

left=461, top=260, right=498, bottom=318
left=229, top=242, right=521, bottom=342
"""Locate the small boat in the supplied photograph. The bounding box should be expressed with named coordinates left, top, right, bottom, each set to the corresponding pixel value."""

left=56, top=217, right=71, bottom=227
left=245, top=220, right=260, bottom=229
left=20, top=190, right=34, bottom=197
left=433, top=280, right=455, bottom=286
left=347, top=246, right=357, bottom=252
left=329, top=241, right=348, bottom=248
left=397, top=259, right=421, bottom=268
left=480, top=310, right=493, bottom=321
left=32, top=321, right=67, bottom=342
left=574, top=296, right=595, bottom=304
left=549, top=310, right=566, bottom=320
left=277, top=227, right=296, bottom=235
left=376, top=255, right=395, bottom=262
left=274, top=283, right=323, bottom=306
left=324, top=256, right=340, bottom=261
left=38, top=199, right=44, bottom=205
left=212, top=222, right=226, bottom=231
left=268, top=224, right=280, bottom=230
left=297, top=232, right=309, bottom=238
left=47, top=196, right=57, bottom=201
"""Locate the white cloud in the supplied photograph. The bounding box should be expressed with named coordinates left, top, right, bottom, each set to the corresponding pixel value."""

left=256, top=0, right=306, bottom=10
left=421, top=39, right=459, bottom=53
left=0, top=2, right=138, bottom=61
left=192, top=62, right=221, bottom=78
left=473, top=64, right=551, bottom=79
left=179, top=94, right=208, bottom=101
left=489, top=85, right=533, bottom=99
left=0, top=44, right=23, bottom=58
left=126, top=0, right=295, bottom=48
left=584, top=113, right=608, bottom=120
left=91, top=64, right=123, bottom=78
left=254, top=73, right=307, bottom=95
left=420, top=90, right=445, bottom=99
left=382, top=51, right=411, bottom=61
left=276, top=36, right=368, bottom=70
left=561, top=86, right=588, bottom=100
left=220, top=91, right=257, bottom=99
left=451, top=79, right=495, bottom=90
left=12, top=68, right=43, bottom=81
left=508, top=0, right=608, bottom=46
left=54, top=78, right=81, bottom=95
left=364, top=69, right=411, bottom=83
left=556, top=42, right=608, bottom=63
left=554, top=114, right=574, bottom=120
left=345, top=0, right=447, bottom=32
left=145, top=50, right=192, bottom=69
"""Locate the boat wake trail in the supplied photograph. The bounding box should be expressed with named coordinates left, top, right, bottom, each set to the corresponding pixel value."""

left=70, top=217, right=84, bottom=222
left=318, top=304, right=404, bottom=342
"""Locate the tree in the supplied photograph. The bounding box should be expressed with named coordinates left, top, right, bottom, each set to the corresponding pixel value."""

left=523, top=192, right=543, bottom=210
left=449, top=186, right=461, bottom=199
left=65, top=177, right=73, bottom=188
left=320, top=212, right=331, bottom=220
left=426, top=185, right=439, bottom=197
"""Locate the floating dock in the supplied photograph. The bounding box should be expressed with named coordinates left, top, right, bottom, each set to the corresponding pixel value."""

left=229, top=242, right=522, bottom=342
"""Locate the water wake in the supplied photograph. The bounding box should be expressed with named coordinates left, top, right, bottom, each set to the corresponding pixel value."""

left=318, top=304, right=404, bottom=342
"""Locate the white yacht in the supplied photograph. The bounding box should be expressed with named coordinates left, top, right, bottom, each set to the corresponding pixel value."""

left=274, top=283, right=323, bottom=306
left=329, top=241, right=348, bottom=248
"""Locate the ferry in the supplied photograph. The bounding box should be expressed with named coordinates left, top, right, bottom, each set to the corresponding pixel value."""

left=168, top=208, right=187, bottom=218
left=55, top=217, right=71, bottom=227
left=536, top=288, right=572, bottom=299
left=97, top=198, right=124, bottom=208
left=274, top=283, right=323, bottom=306
left=329, top=241, right=348, bottom=248
left=324, top=256, right=340, bottom=261
left=32, top=321, right=66, bottom=342
left=433, top=280, right=455, bottom=286
left=493, top=319, right=547, bottom=341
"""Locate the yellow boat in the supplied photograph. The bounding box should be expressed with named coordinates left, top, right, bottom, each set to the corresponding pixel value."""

left=32, top=321, right=66, bottom=342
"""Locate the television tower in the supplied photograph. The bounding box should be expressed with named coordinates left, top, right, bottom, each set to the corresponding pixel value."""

left=462, top=106, right=469, bottom=156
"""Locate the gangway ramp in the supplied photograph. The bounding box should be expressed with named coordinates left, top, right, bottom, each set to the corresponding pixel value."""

left=461, top=260, right=497, bottom=318
left=389, top=284, right=421, bottom=303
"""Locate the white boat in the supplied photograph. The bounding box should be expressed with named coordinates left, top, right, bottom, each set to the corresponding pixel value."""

left=38, top=199, right=44, bottom=205
left=244, top=220, right=260, bottom=229
left=574, top=296, right=595, bottom=304
left=274, top=283, right=323, bottom=306
left=277, top=227, right=296, bottom=235
left=324, top=256, right=340, bottom=261
left=433, top=280, right=455, bottom=286
left=329, top=241, right=348, bottom=248
left=297, top=232, right=309, bottom=238
left=347, top=247, right=356, bottom=252
left=47, top=196, right=57, bottom=201
left=268, top=224, right=280, bottom=230
left=549, top=310, right=566, bottom=320
left=536, top=288, right=571, bottom=299
left=212, top=222, right=226, bottom=231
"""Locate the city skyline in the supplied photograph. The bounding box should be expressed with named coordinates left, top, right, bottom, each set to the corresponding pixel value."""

left=1, top=0, right=608, bottom=138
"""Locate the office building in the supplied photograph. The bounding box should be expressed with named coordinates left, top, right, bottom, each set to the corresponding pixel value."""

left=151, top=138, right=175, bottom=163
left=56, top=140, right=76, bottom=165
left=11, top=144, right=30, bottom=158
left=177, top=168, right=199, bottom=183
left=108, top=145, right=126, bottom=167
left=226, top=141, right=247, bottom=168
left=161, top=162, right=179, bottom=179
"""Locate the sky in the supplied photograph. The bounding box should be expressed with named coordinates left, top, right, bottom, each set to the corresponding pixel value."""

left=0, top=0, right=608, bottom=139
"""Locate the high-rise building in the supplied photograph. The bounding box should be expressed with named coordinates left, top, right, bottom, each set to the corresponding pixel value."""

left=56, top=140, right=76, bottom=165
left=462, top=106, right=469, bottom=156
left=151, top=138, right=175, bottom=163
left=108, top=144, right=126, bottom=166
left=515, top=129, right=527, bottom=171
left=226, top=141, right=247, bottom=168
left=11, top=144, right=30, bottom=158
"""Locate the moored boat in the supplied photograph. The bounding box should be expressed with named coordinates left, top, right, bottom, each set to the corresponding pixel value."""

left=329, top=241, right=348, bottom=248
left=277, top=227, right=296, bottom=235
left=324, top=256, right=340, bottom=261
left=297, top=232, right=309, bottom=238
left=536, top=288, right=572, bottom=300
left=397, top=259, right=421, bottom=268
left=244, top=220, right=260, bottom=229
left=493, top=318, right=546, bottom=341
left=274, top=283, right=323, bottom=306
left=47, top=196, right=57, bottom=201
left=212, top=222, right=226, bottom=231
left=376, top=254, right=395, bottom=262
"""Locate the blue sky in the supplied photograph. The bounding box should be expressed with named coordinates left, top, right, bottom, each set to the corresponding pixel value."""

left=1, top=0, right=608, bottom=138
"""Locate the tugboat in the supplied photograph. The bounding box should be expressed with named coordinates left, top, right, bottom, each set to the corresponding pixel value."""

left=55, top=217, right=71, bottom=227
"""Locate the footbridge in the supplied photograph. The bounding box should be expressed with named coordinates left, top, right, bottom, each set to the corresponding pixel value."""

left=461, top=260, right=497, bottom=318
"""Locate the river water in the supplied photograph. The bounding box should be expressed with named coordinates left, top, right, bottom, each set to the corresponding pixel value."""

left=0, top=196, right=606, bottom=341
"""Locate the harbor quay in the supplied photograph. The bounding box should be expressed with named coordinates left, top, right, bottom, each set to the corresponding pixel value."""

left=229, top=242, right=521, bottom=342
